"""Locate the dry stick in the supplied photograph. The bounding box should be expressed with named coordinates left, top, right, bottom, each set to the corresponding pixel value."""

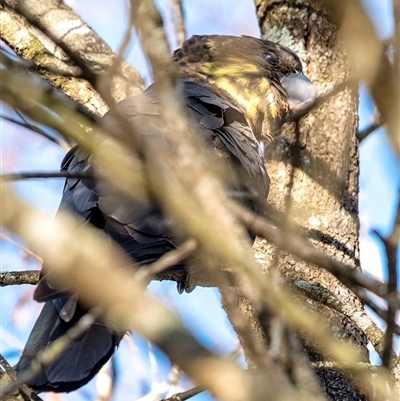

left=233, top=203, right=400, bottom=376
left=99, top=0, right=136, bottom=99
left=0, top=239, right=194, bottom=288
left=288, top=277, right=400, bottom=343
left=135, top=239, right=197, bottom=285
left=1, top=171, right=94, bottom=182
left=251, top=197, right=400, bottom=337
left=282, top=80, right=350, bottom=124
left=161, top=385, right=203, bottom=401
left=358, top=114, right=382, bottom=142
left=311, top=361, right=380, bottom=372
left=268, top=121, right=301, bottom=270
left=170, top=0, right=186, bottom=47
left=0, top=231, right=42, bottom=263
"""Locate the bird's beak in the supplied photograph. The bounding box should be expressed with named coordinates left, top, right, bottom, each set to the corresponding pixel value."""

left=281, top=72, right=316, bottom=115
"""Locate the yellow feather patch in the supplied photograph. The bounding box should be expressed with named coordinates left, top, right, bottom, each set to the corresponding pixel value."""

left=202, top=61, right=261, bottom=77
left=208, top=76, right=284, bottom=139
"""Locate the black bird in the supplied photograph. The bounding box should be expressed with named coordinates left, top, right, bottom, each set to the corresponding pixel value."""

left=16, top=35, right=315, bottom=393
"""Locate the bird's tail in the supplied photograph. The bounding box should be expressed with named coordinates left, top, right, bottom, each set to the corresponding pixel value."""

left=16, top=299, right=122, bottom=393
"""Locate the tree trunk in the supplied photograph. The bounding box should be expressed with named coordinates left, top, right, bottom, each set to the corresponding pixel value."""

left=228, top=1, right=368, bottom=399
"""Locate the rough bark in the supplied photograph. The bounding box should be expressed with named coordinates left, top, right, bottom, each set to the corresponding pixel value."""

left=0, top=0, right=144, bottom=115
left=240, top=1, right=368, bottom=399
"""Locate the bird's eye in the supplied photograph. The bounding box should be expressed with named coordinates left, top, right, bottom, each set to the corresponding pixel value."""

left=265, top=52, right=278, bottom=65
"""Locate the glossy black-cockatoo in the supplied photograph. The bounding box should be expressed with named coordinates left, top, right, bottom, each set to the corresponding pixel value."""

left=16, top=35, right=315, bottom=393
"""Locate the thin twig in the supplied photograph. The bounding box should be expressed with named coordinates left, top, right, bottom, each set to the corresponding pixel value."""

left=135, top=239, right=197, bottom=285
left=161, top=385, right=203, bottom=401
left=1, top=113, right=70, bottom=150
left=358, top=112, right=382, bottom=142
left=268, top=121, right=300, bottom=271
left=0, top=231, right=42, bottom=262
left=170, top=0, right=186, bottom=47
left=283, top=80, right=350, bottom=124
left=311, top=360, right=381, bottom=372
left=1, top=171, right=94, bottom=182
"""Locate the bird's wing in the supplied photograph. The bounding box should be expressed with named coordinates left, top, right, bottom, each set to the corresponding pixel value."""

left=20, top=81, right=268, bottom=393
left=183, top=81, right=269, bottom=199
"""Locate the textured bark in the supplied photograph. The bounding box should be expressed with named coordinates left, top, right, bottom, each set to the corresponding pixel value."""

left=240, top=1, right=368, bottom=399
left=1, top=0, right=144, bottom=115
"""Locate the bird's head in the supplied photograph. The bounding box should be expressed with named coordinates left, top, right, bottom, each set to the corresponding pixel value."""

left=173, top=35, right=316, bottom=141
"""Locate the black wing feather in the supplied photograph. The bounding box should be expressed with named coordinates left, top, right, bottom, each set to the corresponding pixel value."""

left=17, top=81, right=269, bottom=392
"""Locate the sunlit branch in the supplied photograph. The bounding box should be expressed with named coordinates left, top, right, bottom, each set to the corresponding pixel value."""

left=161, top=385, right=203, bottom=401
left=0, top=270, right=40, bottom=287
left=170, top=0, right=186, bottom=47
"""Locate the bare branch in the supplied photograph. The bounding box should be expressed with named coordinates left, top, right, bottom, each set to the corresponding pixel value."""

left=232, top=203, right=398, bottom=304
left=2, top=185, right=294, bottom=401
left=135, top=239, right=197, bottom=286
left=161, top=385, right=203, bottom=401
left=1, top=113, right=71, bottom=150
left=322, top=0, right=400, bottom=156
left=1, top=0, right=144, bottom=113
left=170, top=0, right=186, bottom=47
left=1, top=171, right=93, bottom=182
left=1, top=231, right=42, bottom=263
left=358, top=112, right=382, bottom=142
left=0, top=270, right=40, bottom=287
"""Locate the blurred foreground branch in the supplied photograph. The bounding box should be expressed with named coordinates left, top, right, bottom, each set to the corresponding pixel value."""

left=1, top=185, right=304, bottom=401
left=322, top=0, right=400, bottom=156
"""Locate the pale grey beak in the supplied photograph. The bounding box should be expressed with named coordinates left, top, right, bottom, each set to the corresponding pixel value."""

left=281, top=72, right=316, bottom=113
